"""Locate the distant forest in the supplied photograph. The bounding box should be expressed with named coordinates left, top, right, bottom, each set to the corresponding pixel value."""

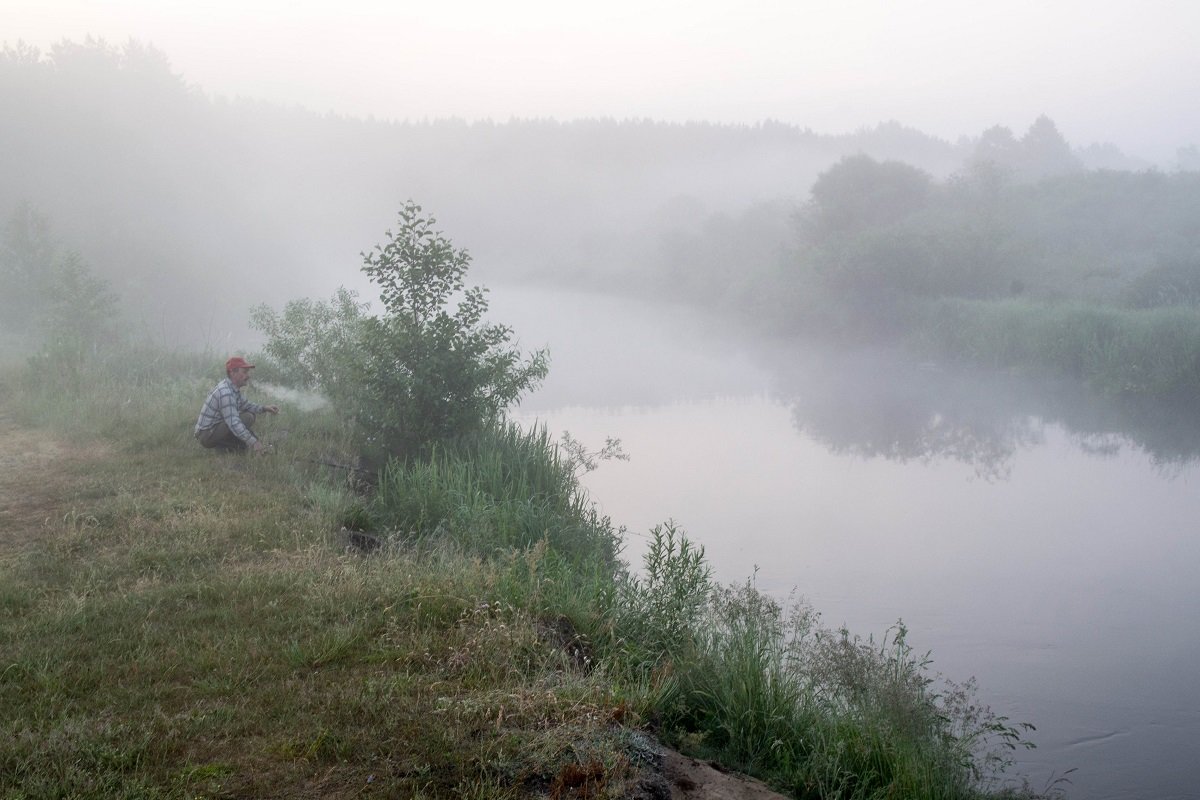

left=2, top=38, right=1197, bottom=350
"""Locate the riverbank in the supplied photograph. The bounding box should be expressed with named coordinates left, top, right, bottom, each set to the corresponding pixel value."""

left=0, top=355, right=1053, bottom=799
left=0, top=387, right=664, bottom=797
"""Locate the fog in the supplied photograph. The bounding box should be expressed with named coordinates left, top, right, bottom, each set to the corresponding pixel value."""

left=2, top=33, right=1192, bottom=345
left=7, top=0, right=1200, bottom=162
left=4, top=9, right=1200, bottom=798
left=0, top=36, right=974, bottom=341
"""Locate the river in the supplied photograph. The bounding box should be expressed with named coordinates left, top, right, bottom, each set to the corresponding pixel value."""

left=487, top=284, right=1200, bottom=800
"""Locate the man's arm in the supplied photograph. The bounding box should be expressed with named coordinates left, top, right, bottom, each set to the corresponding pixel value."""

left=239, top=397, right=279, bottom=416
left=218, top=387, right=258, bottom=446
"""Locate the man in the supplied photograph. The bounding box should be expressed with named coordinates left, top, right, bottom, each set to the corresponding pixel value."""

left=194, top=356, right=279, bottom=453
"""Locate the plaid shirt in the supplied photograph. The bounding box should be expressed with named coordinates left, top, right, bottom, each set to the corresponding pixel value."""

left=194, top=378, right=265, bottom=445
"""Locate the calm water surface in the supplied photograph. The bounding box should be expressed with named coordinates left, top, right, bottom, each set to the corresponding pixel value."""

left=490, top=285, right=1200, bottom=800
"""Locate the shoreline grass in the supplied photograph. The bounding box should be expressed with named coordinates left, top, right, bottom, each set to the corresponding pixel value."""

left=910, top=297, right=1200, bottom=398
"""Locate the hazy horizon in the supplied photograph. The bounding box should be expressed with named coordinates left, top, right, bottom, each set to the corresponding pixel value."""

left=5, top=0, right=1199, bottom=164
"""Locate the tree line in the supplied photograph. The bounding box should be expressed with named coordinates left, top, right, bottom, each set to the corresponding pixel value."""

left=3, top=38, right=1162, bottom=343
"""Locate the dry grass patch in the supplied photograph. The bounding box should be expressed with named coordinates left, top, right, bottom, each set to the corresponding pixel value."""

left=0, top=411, right=113, bottom=552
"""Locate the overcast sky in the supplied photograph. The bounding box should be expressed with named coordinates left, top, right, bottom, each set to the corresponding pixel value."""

left=5, top=0, right=1199, bottom=162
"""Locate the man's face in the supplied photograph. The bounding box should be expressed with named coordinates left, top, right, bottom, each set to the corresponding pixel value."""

left=229, top=367, right=252, bottom=388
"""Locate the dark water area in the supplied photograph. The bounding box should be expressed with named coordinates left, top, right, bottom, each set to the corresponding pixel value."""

left=489, top=284, right=1200, bottom=800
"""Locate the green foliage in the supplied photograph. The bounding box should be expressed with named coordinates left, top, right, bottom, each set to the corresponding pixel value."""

left=652, top=198, right=797, bottom=312
left=250, top=287, right=369, bottom=403
left=800, top=157, right=1018, bottom=316
left=672, top=580, right=812, bottom=772
left=0, top=203, right=56, bottom=331
left=358, top=202, right=548, bottom=455
left=806, top=155, right=934, bottom=238
left=372, top=420, right=620, bottom=568
left=36, top=252, right=123, bottom=378
left=969, top=117, right=1081, bottom=183
left=920, top=298, right=1200, bottom=396
left=253, top=202, right=548, bottom=459
left=559, top=431, right=630, bottom=477
left=594, top=524, right=1039, bottom=799
left=1, top=204, right=124, bottom=388
left=1124, top=255, right=1200, bottom=309
left=753, top=154, right=1200, bottom=400
left=789, top=151, right=1200, bottom=311
left=615, top=522, right=711, bottom=668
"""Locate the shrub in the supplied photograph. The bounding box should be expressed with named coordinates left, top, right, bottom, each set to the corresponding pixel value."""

left=614, top=522, right=711, bottom=669
left=253, top=201, right=548, bottom=459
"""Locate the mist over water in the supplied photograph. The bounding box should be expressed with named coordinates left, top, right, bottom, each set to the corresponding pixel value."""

left=496, top=285, right=1200, bottom=800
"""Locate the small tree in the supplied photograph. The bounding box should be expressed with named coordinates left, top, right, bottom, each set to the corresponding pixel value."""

left=254, top=201, right=548, bottom=459
left=0, top=203, right=57, bottom=331
left=1, top=204, right=123, bottom=384
left=40, top=252, right=122, bottom=376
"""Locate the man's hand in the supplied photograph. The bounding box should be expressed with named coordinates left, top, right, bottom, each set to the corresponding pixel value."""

left=264, top=405, right=280, bottom=414
left=251, top=440, right=273, bottom=455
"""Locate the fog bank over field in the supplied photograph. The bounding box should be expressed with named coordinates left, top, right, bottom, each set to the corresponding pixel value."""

left=0, top=40, right=1177, bottom=344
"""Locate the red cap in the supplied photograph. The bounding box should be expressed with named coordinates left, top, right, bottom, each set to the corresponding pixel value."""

left=225, top=356, right=255, bottom=372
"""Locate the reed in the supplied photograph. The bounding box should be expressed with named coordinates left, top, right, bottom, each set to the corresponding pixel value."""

left=918, top=297, right=1200, bottom=397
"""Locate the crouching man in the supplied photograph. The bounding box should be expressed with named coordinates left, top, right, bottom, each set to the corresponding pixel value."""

left=194, top=356, right=279, bottom=453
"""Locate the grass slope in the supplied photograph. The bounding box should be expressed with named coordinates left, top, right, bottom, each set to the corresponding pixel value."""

left=0, top=404, right=648, bottom=799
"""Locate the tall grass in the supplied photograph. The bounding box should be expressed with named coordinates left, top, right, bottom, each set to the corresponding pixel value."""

left=372, top=421, right=622, bottom=568
left=917, top=298, right=1200, bottom=398
left=6, top=343, right=213, bottom=445
left=610, top=540, right=1040, bottom=799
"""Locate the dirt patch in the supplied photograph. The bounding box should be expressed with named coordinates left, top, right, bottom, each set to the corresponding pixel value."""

left=660, top=750, right=791, bottom=800
left=0, top=410, right=110, bottom=552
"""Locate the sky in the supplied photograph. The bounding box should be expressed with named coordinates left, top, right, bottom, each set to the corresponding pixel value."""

left=4, top=0, right=1200, bottom=162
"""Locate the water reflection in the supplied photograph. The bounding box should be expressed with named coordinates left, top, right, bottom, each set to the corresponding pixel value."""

left=768, top=344, right=1200, bottom=479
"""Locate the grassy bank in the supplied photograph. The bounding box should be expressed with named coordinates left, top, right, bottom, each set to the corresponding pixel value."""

left=0, top=355, right=645, bottom=798
left=910, top=298, right=1200, bottom=398
left=0, top=352, right=1051, bottom=799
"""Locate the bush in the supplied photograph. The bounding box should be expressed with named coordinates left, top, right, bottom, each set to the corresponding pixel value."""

left=253, top=201, right=548, bottom=459
left=614, top=522, right=711, bottom=669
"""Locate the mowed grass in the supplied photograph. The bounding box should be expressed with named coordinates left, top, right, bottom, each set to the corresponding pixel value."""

left=0, top=381, right=641, bottom=799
